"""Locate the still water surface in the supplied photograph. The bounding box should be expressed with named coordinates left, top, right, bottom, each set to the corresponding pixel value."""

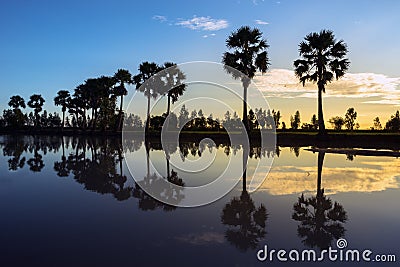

left=0, top=135, right=399, bottom=266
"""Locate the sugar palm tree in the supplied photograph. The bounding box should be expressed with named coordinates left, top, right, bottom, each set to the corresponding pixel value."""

left=222, top=26, right=269, bottom=131
left=54, top=90, right=70, bottom=131
left=294, top=30, right=350, bottom=135
left=133, top=62, right=161, bottom=133
left=160, top=62, right=186, bottom=116
left=113, top=69, right=132, bottom=131
left=27, top=94, right=45, bottom=127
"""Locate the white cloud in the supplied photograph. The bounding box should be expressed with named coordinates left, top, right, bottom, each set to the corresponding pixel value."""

left=252, top=0, right=265, bottom=5
left=255, top=19, right=269, bottom=25
left=152, top=15, right=167, bottom=22
left=253, top=69, right=400, bottom=105
left=176, top=16, right=228, bottom=31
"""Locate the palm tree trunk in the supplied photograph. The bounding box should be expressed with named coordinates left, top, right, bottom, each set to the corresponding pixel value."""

left=166, top=158, right=170, bottom=179
left=146, top=94, right=151, bottom=132
left=167, top=94, right=171, bottom=116
left=318, top=86, right=326, bottom=134
left=118, top=95, right=124, bottom=132
left=62, top=110, right=65, bottom=131
left=242, top=147, right=249, bottom=192
left=242, top=80, right=250, bottom=132
left=317, top=151, right=325, bottom=198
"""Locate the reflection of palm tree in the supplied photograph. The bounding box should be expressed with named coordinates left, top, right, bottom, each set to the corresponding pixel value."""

left=27, top=150, right=44, bottom=172
left=292, top=152, right=347, bottom=249
left=132, top=142, right=185, bottom=211
left=221, top=148, right=268, bottom=251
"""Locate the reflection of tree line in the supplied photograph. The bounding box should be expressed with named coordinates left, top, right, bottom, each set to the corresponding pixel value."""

left=0, top=137, right=347, bottom=252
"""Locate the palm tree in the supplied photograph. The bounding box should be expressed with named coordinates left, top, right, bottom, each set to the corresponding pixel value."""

left=294, top=30, right=350, bottom=135
left=54, top=90, right=70, bottom=131
left=27, top=94, right=45, bottom=127
left=222, top=26, right=269, bottom=131
left=160, top=62, right=186, bottom=116
left=133, top=62, right=161, bottom=133
left=8, top=95, right=26, bottom=110
left=113, top=69, right=132, bottom=131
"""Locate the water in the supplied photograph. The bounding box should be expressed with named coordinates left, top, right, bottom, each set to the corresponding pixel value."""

left=0, top=135, right=399, bottom=266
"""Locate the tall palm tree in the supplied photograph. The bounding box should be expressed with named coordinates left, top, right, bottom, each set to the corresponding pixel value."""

left=222, top=26, right=269, bottom=131
left=294, top=30, right=350, bottom=135
left=160, top=62, right=186, bottom=116
left=27, top=94, right=45, bottom=127
left=133, top=62, right=161, bottom=133
left=113, top=69, right=133, bottom=131
left=54, top=90, right=70, bottom=131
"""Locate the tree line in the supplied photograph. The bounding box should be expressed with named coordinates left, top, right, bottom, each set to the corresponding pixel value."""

left=1, top=26, right=400, bottom=133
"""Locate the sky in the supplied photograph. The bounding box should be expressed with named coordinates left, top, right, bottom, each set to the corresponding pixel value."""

left=1, top=0, right=400, bottom=128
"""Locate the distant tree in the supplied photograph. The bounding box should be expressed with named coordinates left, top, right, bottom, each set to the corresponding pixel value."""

left=272, top=110, right=281, bottom=129
left=133, top=62, right=161, bottom=132
left=54, top=90, right=70, bottom=131
left=7, top=95, right=26, bottom=128
left=248, top=109, right=256, bottom=130
left=344, top=108, right=357, bottom=131
left=294, top=30, right=350, bottom=135
left=27, top=94, right=45, bottom=127
left=282, top=121, right=286, bottom=130
left=290, top=111, right=301, bottom=129
left=328, top=116, right=345, bottom=130
left=9, top=95, right=26, bottom=110
left=311, top=114, right=318, bottom=130
left=113, top=69, right=133, bottom=131
left=223, top=26, right=269, bottom=131
left=385, top=111, right=400, bottom=131
left=178, top=104, right=189, bottom=129
left=372, top=117, right=382, bottom=130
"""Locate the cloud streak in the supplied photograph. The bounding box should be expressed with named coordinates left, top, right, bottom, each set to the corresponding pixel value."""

left=253, top=69, right=400, bottom=105
left=176, top=16, right=228, bottom=31
left=152, top=15, right=167, bottom=22
left=255, top=19, right=269, bottom=25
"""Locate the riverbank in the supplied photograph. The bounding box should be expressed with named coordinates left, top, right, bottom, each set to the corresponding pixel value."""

left=1, top=128, right=400, bottom=149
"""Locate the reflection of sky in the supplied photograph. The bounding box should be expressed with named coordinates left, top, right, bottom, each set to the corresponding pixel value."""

left=1, top=140, right=400, bottom=266
left=257, top=148, right=400, bottom=195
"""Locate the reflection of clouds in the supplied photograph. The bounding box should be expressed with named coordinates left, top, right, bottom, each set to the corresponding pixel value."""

left=254, top=69, right=400, bottom=105
left=175, top=231, right=225, bottom=245
left=259, top=159, right=400, bottom=195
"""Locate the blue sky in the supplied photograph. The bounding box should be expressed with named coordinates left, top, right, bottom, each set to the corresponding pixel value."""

left=1, top=0, right=400, bottom=127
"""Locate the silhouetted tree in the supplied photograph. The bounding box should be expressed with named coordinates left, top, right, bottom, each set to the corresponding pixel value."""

left=372, top=117, right=382, bottom=130
left=223, top=26, right=269, bottom=132
left=344, top=107, right=358, bottom=131
left=385, top=111, right=400, bottom=131
left=54, top=90, right=70, bottom=131
left=290, top=110, right=301, bottom=129
left=159, top=62, right=186, bottom=116
left=328, top=116, right=345, bottom=130
left=133, top=62, right=161, bottom=133
left=27, top=94, right=45, bottom=127
left=294, top=30, right=350, bottom=135
left=113, top=69, right=132, bottom=131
